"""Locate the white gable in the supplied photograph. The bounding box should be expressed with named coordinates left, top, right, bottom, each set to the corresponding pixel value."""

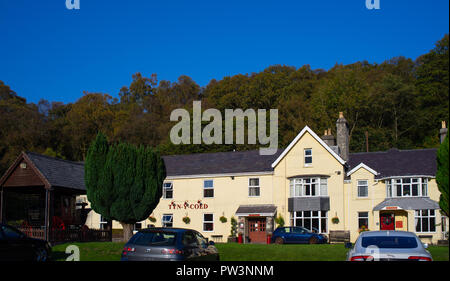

left=271, top=125, right=346, bottom=168
left=346, top=162, right=378, bottom=177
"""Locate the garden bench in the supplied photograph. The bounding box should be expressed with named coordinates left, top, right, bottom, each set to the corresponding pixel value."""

left=329, top=230, right=350, bottom=243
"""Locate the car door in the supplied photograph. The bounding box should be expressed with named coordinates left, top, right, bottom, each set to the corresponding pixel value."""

left=182, top=231, right=202, bottom=260
left=0, top=227, right=13, bottom=261
left=283, top=227, right=294, bottom=243
left=293, top=227, right=309, bottom=243
left=1, top=225, right=34, bottom=261
left=194, top=232, right=211, bottom=261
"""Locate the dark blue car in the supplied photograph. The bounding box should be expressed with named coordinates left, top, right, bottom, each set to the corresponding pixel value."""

left=271, top=226, right=328, bottom=244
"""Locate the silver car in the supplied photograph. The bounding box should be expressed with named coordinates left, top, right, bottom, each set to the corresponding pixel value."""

left=345, top=231, right=432, bottom=261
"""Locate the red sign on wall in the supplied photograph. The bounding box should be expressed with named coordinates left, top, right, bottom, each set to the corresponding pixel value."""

left=386, top=206, right=398, bottom=210
left=396, top=221, right=403, bottom=228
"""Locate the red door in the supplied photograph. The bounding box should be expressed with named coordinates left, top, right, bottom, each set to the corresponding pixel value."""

left=248, top=218, right=266, bottom=243
left=380, top=213, right=395, bottom=230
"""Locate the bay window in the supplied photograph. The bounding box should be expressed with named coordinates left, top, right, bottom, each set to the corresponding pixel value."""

left=386, top=177, right=429, bottom=198
left=290, top=177, right=328, bottom=197
left=291, top=211, right=328, bottom=233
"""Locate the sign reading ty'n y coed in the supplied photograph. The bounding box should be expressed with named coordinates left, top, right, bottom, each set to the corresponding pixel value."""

left=169, top=200, right=208, bottom=210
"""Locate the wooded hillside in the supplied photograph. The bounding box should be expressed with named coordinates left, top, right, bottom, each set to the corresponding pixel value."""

left=1, top=35, right=448, bottom=175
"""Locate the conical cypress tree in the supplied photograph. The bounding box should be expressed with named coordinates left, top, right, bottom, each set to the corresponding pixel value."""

left=85, top=134, right=166, bottom=241
left=85, top=132, right=110, bottom=217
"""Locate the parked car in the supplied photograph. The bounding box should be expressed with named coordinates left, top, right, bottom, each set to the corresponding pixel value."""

left=0, top=223, right=52, bottom=261
left=345, top=230, right=432, bottom=261
left=121, top=227, right=220, bottom=261
left=271, top=226, right=328, bottom=244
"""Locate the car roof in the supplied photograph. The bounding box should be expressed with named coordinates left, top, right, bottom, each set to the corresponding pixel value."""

left=358, top=230, right=417, bottom=237
left=138, top=227, right=194, bottom=233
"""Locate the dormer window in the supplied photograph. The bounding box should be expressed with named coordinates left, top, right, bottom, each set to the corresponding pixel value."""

left=304, top=148, right=312, bottom=166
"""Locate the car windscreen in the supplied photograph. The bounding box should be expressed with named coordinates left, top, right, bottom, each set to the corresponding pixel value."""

left=361, top=236, right=418, bottom=249
left=129, top=231, right=177, bottom=246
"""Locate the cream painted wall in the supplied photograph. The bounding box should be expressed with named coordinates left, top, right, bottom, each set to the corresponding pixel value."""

left=150, top=174, right=274, bottom=241
left=272, top=131, right=345, bottom=231
left=77, top=128, right=448, bottom=244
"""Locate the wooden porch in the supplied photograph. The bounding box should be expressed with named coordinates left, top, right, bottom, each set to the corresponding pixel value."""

left=0, top=152, right=112, bottom=243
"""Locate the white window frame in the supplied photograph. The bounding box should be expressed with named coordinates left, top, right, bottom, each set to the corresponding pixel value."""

left=358, top=212, right=369, bottom=229
left=386, top=177, right=429, bottom=198
left=163, top=182, right=173, bottom=199
left=415, top=209, right=436, bottom=233
left=203, top=180, right=214, bottom=198
left=162, top=214, right=173, bottom=227
left=100, top=216, right=108, bottom=230
left=292, top=211, right=328, bottom=234
left=357, top=180, right=369, bottom=198
left=248, top=178, right=260, bottom=197
left=290, top=177, right=328, bottom=197
left=304, top=148, right=312, bottom=167
left=203, top=213, right=214, bottom=232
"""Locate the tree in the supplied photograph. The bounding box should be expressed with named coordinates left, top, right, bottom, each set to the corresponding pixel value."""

left=85, top=133, right=166, bottom=241
left=436, top=135, right=449, bottom=217
left=65, top=92, right=115, bottom=161
left=415, top=34, right=449, bottom=147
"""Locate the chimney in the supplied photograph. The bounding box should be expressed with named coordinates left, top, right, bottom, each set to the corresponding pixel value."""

left=440, top=121, right=448, bottom=144
left=336, top=112, right=349, bottom=161
left=321, top=128, right=335, bottom=147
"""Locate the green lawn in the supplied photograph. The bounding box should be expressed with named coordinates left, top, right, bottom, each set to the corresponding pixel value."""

left=50, top=242, right=449, bottom=261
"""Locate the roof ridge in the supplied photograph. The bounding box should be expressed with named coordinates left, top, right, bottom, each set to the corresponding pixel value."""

left=349, top=147, right=437, bottom=155
left=26, top=151, right=84, bottom=166
left=163, top=148, right=283, bottom=158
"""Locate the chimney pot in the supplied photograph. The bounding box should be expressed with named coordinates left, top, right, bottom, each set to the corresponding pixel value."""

left=440, top=121, right=448, bottom=143
left=336, top=112, right=349, bottom=161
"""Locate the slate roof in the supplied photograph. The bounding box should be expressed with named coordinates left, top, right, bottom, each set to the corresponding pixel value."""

left=163, top=147, right=438, bottom=179
left=373, top=197, right=440, bottom=211
left=163, top=149, right=283, bottom=177
left=25, top=152, right=86, bottom=191
left=347, top=148, right=437, bottom=179
left=235, top=204, right=277, bottom=215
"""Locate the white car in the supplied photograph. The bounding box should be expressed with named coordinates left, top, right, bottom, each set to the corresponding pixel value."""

left=345, top=231, right=433, bottom=261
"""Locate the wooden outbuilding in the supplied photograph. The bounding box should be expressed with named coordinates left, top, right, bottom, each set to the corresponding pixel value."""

left=0, top=152, right=110, bottom=243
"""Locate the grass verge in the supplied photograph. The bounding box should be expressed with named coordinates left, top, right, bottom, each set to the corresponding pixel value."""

left=50, top=242, right=449, bottom=261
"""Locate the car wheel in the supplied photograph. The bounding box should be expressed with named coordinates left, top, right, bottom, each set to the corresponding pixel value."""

left=309, top=237, right=318, bottom=244
left=275, top=237, right=284, bottom=244
left=35, top=247, right=48, bottom=262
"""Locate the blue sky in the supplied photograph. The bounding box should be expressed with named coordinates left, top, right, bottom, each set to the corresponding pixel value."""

left=0, top=0, right=448, bottom=104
